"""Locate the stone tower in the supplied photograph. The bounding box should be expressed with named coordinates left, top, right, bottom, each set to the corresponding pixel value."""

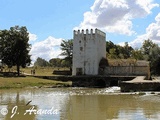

left=72, top=29, right=106, bottom=75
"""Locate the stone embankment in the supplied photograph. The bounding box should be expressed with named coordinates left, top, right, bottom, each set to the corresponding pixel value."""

left=120, top=76, right=160, bottom=92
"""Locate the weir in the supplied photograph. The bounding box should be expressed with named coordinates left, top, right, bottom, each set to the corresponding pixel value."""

left=34, top=75, right=160, bottom=92
left=34, top=75, right=135, bottom=87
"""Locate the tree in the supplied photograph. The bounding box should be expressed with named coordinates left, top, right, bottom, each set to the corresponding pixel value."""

left=106, top=41, right=115, bottom=53
left=60, top=39, right=73, bottom=71
left=0, top=26, right=31, bottom=76
left=131, top=49, right=144, bottom=60
left=0, top=30, right=11, bottom=64
left=106, top=41, right=119, bottom=59
left=123, top=42, right=133, bottom=59
left=61, top=60, right=70, bottom=68
left=49, top=58, right=62, bottom=67
left=141, top=39, right=156, bottom=60
left=148, top=45, right=160, bottom=75
left=106, top=41, right=134, bottom=59
left=34, top=57, right=49, bottom=67
left=108, top=48, right=118, bottom=59
left=140, top=39, right=160, bottom=75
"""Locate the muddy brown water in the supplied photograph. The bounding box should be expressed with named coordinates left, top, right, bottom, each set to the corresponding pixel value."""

left=0, top=87, right=160, bottom=120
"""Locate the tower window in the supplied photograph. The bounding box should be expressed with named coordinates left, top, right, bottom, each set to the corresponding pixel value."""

left=76, top=68, right=83, bottom=75
left=80, top=47, right=83, bottom=51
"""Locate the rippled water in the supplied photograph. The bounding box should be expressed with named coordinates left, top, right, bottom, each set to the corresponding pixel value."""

left=0, top=87, right=160, bottom=120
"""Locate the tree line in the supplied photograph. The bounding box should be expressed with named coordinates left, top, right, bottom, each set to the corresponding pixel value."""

left=34, top=57, right=71, bottom=68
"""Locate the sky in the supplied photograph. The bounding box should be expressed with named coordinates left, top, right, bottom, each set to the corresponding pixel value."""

left=0, top=0, right=160, bottom=64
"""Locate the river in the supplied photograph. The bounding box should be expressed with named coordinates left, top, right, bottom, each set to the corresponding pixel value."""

left=0, top=87, right=160, bottom=120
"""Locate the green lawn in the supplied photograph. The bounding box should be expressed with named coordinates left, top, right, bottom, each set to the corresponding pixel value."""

left=0, top=76, right=72, bottom=89
left=21, top=67, right=69, bottom=76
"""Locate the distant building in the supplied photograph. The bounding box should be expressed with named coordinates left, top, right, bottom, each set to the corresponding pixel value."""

left=72, top=29, right=106, bottom=75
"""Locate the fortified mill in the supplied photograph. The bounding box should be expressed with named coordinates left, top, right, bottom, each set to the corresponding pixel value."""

left=71, top=28, right=150, bottom=88
left=72, top=29, right=106, bottom=76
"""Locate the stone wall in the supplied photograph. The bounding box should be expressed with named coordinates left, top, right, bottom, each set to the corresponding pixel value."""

left=120, top=82, right=160, bottom=92
left=104, top=66, right=149, bottom=75
left=104, top=66, right=150, bottom=79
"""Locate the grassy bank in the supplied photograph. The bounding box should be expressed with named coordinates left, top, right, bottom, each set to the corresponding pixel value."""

left=21, top=67, right=69, bottom=76
left=0, top=76, right=72, bottom=89
left=3, top=66, right=69, bottom=76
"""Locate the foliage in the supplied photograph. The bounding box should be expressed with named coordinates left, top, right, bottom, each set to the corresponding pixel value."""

left=49, top=58, right=62, bottom=67
left=137, top=39, right=160, bottom=75
left=106, top=41, right=133, bottom=59
left=34, top=57, right=49, bottom=67
left=141, top=39, right=156, bottom=57
left=60, top=39, right=73, bottom=71
left=148, top=45, right=160, bottom=75
left=0, top=26, right=31, bottom=76
left=99, top=57, right=109, bottom=75
left=106, top=39, right=160, bottom=75
left=49, top=58, right=70, bottom=68
left=33, top=57, right=71, bottom=68
left=131, top=49, right=144, bottom=60
left=99, top=57, right=109, bottom=68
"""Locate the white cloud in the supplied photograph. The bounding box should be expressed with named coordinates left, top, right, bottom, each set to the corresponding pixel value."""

left=128, top=13, right=160, bottom=48
left=146, top=13, right=160, bottom=40
left=129, top=34, right=147, bottom=48
left=29, top=32, right=37, bottom=42
left=30, top=36, right=63, bottom=63
left=75, top=0, right=159, bottom=35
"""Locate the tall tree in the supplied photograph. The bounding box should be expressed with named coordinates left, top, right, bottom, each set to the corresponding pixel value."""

left=141, top=39, right=156, bottom=60
left=0, top=26, right=31, bottom=76
left=0, top=30, right=11, bottom=64
left=60, top=39, right=73, bottom=71
left=123, top=42, right=133, bottom=59
left=148, top=45, right=160, bottom=75
left=140, top=39, right=160, bottom=75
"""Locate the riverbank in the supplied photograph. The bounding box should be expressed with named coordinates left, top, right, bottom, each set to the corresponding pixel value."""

left=0, top=76, right=72, bottom=89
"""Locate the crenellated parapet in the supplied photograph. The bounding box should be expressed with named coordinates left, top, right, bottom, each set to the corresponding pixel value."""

left=73, top=28, right=106, bottom=37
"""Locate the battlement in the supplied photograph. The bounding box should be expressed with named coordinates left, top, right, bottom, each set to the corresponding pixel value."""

left=74, top=28, right=106, bottom=37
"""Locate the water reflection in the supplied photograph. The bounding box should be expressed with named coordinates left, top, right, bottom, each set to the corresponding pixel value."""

left=0, top=88, right=160, bottom=120
left=0, top=91, right=36, bottom=120
left=68, top=94, right=160, bottom=120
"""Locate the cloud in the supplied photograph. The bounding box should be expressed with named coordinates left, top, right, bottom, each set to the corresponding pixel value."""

left=129, top=34, right=148, bottom=48
left=128, top=13, right=160, bottom=48
left=29, top=32, right=37, bottom=42
left=29, top=36, right=63, bottom=63
left=146, top=13, right=160, bottom=40
left=75, top=0, right=159, bottom=35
